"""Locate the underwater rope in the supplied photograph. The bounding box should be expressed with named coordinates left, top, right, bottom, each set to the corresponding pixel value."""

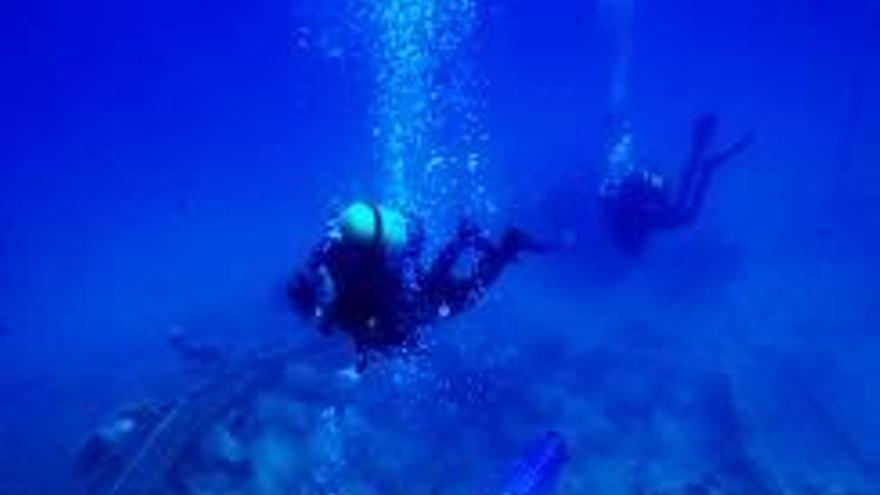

left=480, top=432, right=569, bottom=495
left=94, top=344, right=313, bottom=495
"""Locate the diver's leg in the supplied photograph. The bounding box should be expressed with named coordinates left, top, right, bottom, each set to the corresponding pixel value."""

left=425, top=242, right=464, bottom=284
left=438, top=230, right=530, bottom=315
left=704, top=131, right=755, bottom=170
left=674, top=114, right=719, bottom=212
left=473, top=227, right=553, bottom=282
left=469, top=236, right=510, bottom=292
left=424, top=220, right=481, bottom=284
left=423, top=226, right=548, bottom=320
left=679, top=131, right=755, bottom=224
left=677, top=165, right=715, bottom=225
left=420, top=229, right=495, bottom=319
left=692, top=114, right=720, bottom=157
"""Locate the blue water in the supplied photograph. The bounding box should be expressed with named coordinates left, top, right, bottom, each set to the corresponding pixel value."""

left=2, top=0, right=880, bottom=494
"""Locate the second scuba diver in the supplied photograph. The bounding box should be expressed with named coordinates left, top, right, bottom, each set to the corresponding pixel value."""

left=288, top=202, right=549, bottom=369
left=599, top=114, right=755, bottom=255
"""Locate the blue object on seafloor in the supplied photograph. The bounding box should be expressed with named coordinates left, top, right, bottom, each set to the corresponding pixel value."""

left=486, top=431, right=569, bottom=495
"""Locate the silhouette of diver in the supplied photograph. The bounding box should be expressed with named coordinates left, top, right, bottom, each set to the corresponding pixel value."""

left=599, top=114, right=755, bottom=255
left=288, top=202, right=549, bottom=369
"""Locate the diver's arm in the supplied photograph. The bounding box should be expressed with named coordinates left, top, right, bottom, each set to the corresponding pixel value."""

left=288, top=237, right=338, bottom=325
left=289, top=270, right=337, bottom=334
left=305, top=235, right=336, bottom=272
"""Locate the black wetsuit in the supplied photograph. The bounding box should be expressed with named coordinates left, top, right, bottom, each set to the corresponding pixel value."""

left=289, top=212, right=540, bottom=366
left=308, top=233, right=415, bottom=350
left=602, top=114, right=754, bottom=255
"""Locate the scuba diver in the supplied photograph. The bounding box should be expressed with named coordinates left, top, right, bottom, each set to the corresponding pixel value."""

left=599, top=114, right=755, bottom=255
left=288, top=201, right=549, bottom=369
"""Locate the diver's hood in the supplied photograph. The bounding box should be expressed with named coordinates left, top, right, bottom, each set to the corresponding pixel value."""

left=338, top=202, right=408, bottom=252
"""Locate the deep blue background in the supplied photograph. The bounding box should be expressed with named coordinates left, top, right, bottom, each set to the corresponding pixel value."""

left=1, top=0, right=879, bottom=493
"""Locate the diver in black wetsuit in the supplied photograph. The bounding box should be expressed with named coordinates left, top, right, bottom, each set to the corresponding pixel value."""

left=288, top=202, right=548, bottom=368
left=599, top=114, right=755, bottom=255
